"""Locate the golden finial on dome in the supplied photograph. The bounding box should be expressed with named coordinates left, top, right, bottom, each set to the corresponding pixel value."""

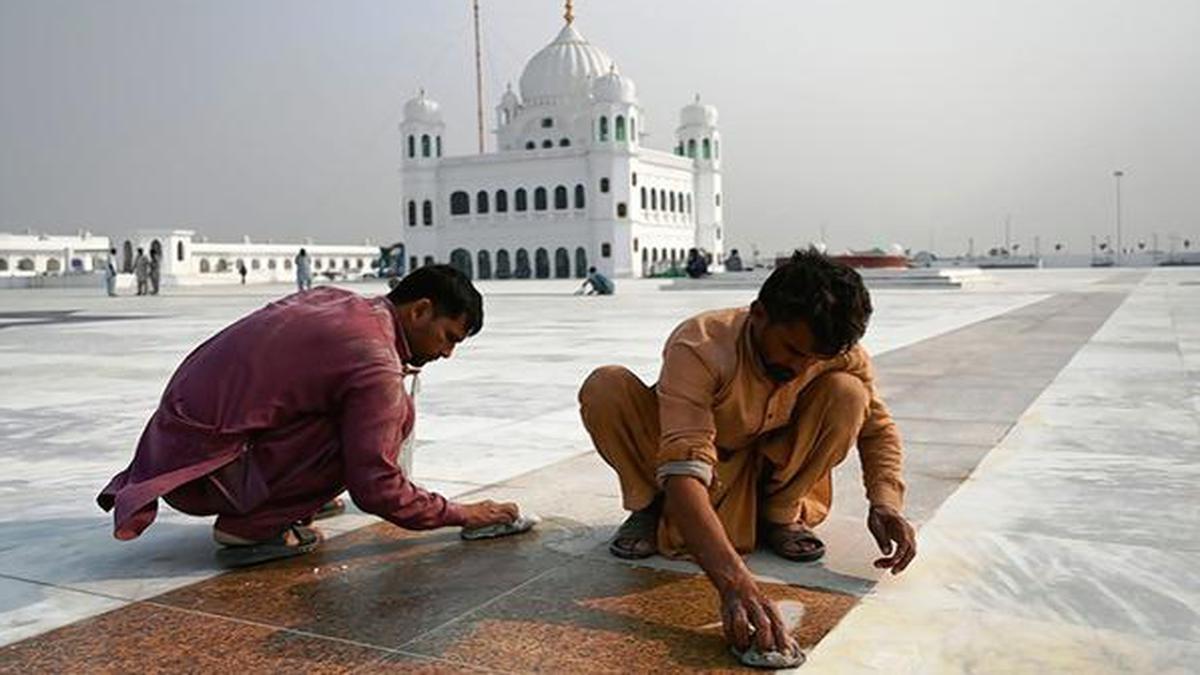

left=564, top=0, right=575, bottom=25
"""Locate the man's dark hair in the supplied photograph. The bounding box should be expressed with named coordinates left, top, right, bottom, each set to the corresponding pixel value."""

left=387, top=265, right=484, bottom=336
left=757, top=249, right=872, bottom=356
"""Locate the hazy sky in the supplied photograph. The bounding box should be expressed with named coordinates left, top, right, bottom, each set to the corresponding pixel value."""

left=2, top=0, right=1198, bottom=256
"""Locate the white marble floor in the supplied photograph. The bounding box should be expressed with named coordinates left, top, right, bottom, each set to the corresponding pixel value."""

left=805, top=267, right=1200, bottom=673
left=0, top=269, right=1122, bottom=647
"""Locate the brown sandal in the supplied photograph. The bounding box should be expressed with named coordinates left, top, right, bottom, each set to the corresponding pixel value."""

left=215, top=523, right=323, bottom=568
left=609, top=507, right=660, bottom=559
left=765, top=523, right=826, bottom=562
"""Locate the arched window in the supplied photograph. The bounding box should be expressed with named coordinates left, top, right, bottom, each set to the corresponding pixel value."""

left=122, top=241, right=133, bottom=272
left=342, top=259, right=350, bottom=270
left=436, top=136, right=443, bottom=157
left=659, top=189, right=667, bottom=211
left=630, top=117, right=636, bottom=142
left=407, top=200, right=417, bottom=226
left=601, top=242, right=612, bottom=258
left=616, top=202, right=628, bottom=218
left=600, top=177, right=610, bottom=193
left=615, top=115, right=627, bottom=141
left=535, top=248, right=551, bottom=279
left=450, top=191, right=470, bottom=215
left=515, top=249, right=531, bottom=279
left=640, top=187, right=647, bottom=209
left=641, top=248, right=648, bottom=275
left=716, top=193, right=721, bottom=207
left=423, top=200, right=433, bottom=225
left=199, top=259, right=211, bottom=273
left=314, top=258, right=322, bottom=270
left=407, top=135, right=415, bottom=158
left=574, top=247, right=588, bottom=278
left=686, top=194, right=692, bottom=214
left=554, top=185, right=568, bottom=210
left=534, top=187, right=548, bottom=211
left=703, top=138, right=712, bottom=159
left=284, top=258, right=292, bottom=270
left=525, top=141, right=536, bottom=150
left=268, top=259, right=277, bottom=270
left=450, top=248, right=473, bottom=279
left=631, top=172, right=638, bottom=186
left=574, top=184, right=586, bottom=209
left=714, top=139, right=720, bottom=159
left=598, top=116, right=609, bottom=141
left=477, top=190, right=490, bottom=214
left=496, top=249, right=512, bottom=278
left=542, top=139, right=553, bottom=148
left=423, top=255, right=435, bottom=267
left=515, top=188, right=528, bottom=212
left=421, top=134, right=431, bottom=157
left=477, top=250, right=492, bottom=279
left=669, top=192, right=676, bottom=212
left=559, top=138, right=571, bottom=147
left=554, top=247, right=570, bottom=278
left=687, top=139, right=697, bottom=158
left=251, top=259, right=261, bottom=270
left=496, top=189, right=508, bottom=213
left=650, top=189, right=658, bottom=211
left=409, top=256, right=418, bottom=272
left=675, top=142, right=685, bottom=156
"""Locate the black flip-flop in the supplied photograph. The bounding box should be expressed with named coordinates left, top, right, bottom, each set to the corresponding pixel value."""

left=215, top=524, right=322, bottom=568
left=766, top=523, right=826, bottom=562
left=313, top=497, right=346, bottom=521
left=608, top=508, right=660, bottom=559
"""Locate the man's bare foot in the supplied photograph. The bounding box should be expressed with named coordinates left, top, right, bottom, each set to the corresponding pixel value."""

left=764, top=522, right=825, bottom=562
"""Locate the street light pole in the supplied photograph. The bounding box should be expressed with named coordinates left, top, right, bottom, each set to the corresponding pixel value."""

left=1113, top=170, right=1125, bottom=265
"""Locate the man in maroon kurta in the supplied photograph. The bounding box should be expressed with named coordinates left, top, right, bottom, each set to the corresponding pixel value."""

left=98, top=265, right=517, bottom=565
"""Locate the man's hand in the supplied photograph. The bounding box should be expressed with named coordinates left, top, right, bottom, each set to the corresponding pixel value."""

left=720, top=573, right=800, bottom=656
left=460, top=500, right=519, bottom=529
left=867, top=505, right=917, bottom=574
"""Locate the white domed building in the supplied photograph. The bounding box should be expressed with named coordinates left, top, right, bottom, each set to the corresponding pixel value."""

left=399, top=10, right=724, bottom=279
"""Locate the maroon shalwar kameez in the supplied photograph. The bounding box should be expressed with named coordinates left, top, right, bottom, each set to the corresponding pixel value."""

left=97, top=287, right=466, bottom=541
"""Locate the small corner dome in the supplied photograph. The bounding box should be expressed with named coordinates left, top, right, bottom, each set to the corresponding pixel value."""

left=519, top=24, right=614, bottom=104
left=500, top=83, right=520, bottom=108
left=592, top=66, right=637, bottom=103
left=403, top=90, right=442, bottom=124
left=680, top=96, right=718, bottom=128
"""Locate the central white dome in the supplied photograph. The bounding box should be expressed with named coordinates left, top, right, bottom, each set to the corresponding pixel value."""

left=519, top=24, right=614, bottom=105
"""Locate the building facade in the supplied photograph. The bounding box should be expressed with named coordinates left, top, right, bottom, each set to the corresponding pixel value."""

left=400, top=13, right=724, bottom=279
left=0, top=231, right=112, bottom=276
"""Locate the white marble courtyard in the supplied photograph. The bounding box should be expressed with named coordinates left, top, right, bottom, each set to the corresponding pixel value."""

left=0, top=268, right=1196, bottom=671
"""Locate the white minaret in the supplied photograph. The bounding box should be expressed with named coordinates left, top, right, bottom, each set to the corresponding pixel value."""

left=399, top=89, right=445, bottom=269
left=588, top=66, right=640, bottom=277
left=677, top=95, right=724, bottom=263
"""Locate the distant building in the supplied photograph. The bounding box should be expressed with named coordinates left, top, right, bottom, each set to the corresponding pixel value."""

left=2, top=229, right=378, bottom=287
left=400, top=9, right=724, bottom=279
left=0, top=231, right=111, bottom=276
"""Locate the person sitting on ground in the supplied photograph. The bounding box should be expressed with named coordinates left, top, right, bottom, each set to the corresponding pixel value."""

left=685, top=248, right=709, bottom=279
left=725, top=248, right=744, bottom=272
left=98, top=265, right=521, bottom=567
left=577, top=266, right=615, bottom=295
left=578, top=249, right=916, bottom=657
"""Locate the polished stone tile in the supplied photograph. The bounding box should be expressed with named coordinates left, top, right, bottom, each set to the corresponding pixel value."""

left=154, top=521, right=570, bottom=649
left=402, top=558, right=857, bottom=673
left=0, top=602, right=391, bottom=673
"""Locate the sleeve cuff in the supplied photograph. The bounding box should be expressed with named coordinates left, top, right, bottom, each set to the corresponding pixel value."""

left=866, top=481, right=905, bottom=512
left=655, top=460, right=714, bottom=488
left=442, top=501, right=468, bottom=527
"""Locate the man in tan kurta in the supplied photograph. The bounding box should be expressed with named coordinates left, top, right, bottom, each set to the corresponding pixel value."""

left=579, top=250, right=916, bottom=657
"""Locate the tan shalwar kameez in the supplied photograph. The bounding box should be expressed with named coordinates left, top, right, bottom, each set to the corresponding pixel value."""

left=579, top=307, right=905, bottom=558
